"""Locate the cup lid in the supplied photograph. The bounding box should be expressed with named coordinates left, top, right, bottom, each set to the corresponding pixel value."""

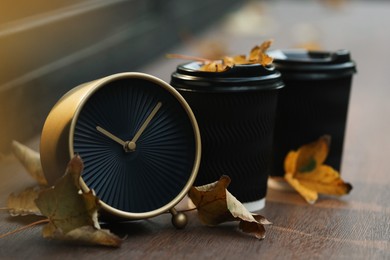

left=269, top=49, right=356, bottom=80
left=171, top=62, right=284, bottom=92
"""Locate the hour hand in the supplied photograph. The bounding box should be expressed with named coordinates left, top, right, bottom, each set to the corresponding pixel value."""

left=96, top=126, right=126, bottom=146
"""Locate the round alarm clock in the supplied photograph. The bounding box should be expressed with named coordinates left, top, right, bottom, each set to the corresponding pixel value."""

left=40, top=72, right=201, bottom=228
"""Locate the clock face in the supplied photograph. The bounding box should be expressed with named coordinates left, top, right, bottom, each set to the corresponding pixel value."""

left=70, top=76, right=199, bottom=215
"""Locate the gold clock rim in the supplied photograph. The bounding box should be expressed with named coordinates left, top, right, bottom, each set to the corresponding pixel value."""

left=68, top=72, right=201, bottom=219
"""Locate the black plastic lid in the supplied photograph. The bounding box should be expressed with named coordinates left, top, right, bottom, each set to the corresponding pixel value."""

left=269, top=49, right=356, bottom=80
left=171, top=62, right=284, bottom=93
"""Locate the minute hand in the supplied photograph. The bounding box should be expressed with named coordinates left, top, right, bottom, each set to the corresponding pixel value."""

left=127, top=102, right=162, bottom=151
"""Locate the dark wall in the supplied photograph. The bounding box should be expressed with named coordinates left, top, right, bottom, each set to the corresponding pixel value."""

left=0, top=0, right=239, bottom=154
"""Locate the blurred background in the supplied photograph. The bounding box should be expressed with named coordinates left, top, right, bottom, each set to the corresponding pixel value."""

left=0, top=0, right=389, bottom=156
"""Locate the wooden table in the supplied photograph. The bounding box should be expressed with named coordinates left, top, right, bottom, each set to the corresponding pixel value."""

left=1, top=1, right=389, bottom=259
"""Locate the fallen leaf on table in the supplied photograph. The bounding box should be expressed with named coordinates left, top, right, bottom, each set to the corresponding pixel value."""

left=7, top=186, right=44, bottom=216
left=188, top=175, right=272, bottom=239
left=284, top=135, right=353, bottom=204
left=35, top=155, right=122, bottom=247
left=5, top=141, right=47, bottom=216
left=11, top=140, right=48, bottom=185
left=51, top=226, right=123, bottom=247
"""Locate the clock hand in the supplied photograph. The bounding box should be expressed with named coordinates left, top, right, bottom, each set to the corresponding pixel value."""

left=96, top=126, right=126, bottom=146
left=127, top=101, right=162, bottom=152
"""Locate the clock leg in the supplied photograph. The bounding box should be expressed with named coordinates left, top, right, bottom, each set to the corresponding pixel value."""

left=169, top=208, right=187, bottom=229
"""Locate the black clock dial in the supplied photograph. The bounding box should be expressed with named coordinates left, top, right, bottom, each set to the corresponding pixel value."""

left=72, top=78, right=197, bottom=214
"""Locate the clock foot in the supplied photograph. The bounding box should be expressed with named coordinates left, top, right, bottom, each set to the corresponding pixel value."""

left=169, top=208, right=187, bottom=229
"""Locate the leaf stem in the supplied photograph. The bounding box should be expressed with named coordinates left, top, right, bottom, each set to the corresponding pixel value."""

left=166, top=53, right=212, bottom=62
left=0, top=218, right=49, bottom=239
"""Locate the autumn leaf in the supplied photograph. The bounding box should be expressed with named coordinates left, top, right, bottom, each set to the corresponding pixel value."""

left=224, top=55, right=247, bottom=66
left=4, top=141, right=46, bottom=217
left=167, top=40, right=274, bottom=72
left=6, top=141, right=47, bottom=216
left=188, top=175, right=272, bottom=239
left=284, top=135, right=353, bottom=204
left=12, top=140, right=48, bottom=185
left=200, top=61, right=230, bottom=73
left=248, top=40, right=274, bottom=66
left=35, top=155, right=122, bottom=247
left=7, top=186, right=44, bottom=216
left=198, top=40, right=274, bottom=72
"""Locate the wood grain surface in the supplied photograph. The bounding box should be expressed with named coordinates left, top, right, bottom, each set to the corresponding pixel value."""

left=1, top=1, right=390, bottom=259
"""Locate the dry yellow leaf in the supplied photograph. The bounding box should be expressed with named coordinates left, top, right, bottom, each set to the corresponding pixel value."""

left=248, top=41, right=271, bottom=61
left=199, top=40, right=274, bottom=71
left=166, top=40, right=274, bottom=72
left=284, top=135, right=352, bottom=203
left=200, top=61, right=230, bottom=73
left=230, top=55, right=248, bottom=65
left=297, top=165, right=352, bottom=196
left=45, top=226, right=123, bottom=247
left=295, top=135, right=330, bottom=173
left=284, top=151, right=298, bottom=174
left=285, top=173, right=318, bottom=204
left=248, top=40, right=274, bottom=66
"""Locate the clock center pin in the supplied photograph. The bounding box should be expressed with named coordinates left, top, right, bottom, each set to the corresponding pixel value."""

left=125, top=141, right=137, bottom=152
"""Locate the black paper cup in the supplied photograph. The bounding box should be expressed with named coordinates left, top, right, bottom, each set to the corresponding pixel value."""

left=171, top=62, right=284, bottom=210
left=270, top=49, right=356, bottom=177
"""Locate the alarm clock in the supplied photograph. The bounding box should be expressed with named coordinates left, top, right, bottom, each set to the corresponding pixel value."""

left=40, top=72, right=201, bottom=228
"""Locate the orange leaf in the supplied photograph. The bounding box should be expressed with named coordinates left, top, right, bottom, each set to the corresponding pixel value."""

left=199, top=61, right=230, bottom=72
left=284, top=151, right=298, bottom=174
left=168, top=39, right=274, bottom=72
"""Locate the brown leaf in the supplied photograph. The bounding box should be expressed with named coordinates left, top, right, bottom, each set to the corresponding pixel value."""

left=238, top=219, right=266, bottom=239
left=188, top=176, right=234, bottom=225
left=7, top=186, right=44, bottom=216
left=35, top=155, right=122, bottom=247
left=188, top=175, right=271, bottom=239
